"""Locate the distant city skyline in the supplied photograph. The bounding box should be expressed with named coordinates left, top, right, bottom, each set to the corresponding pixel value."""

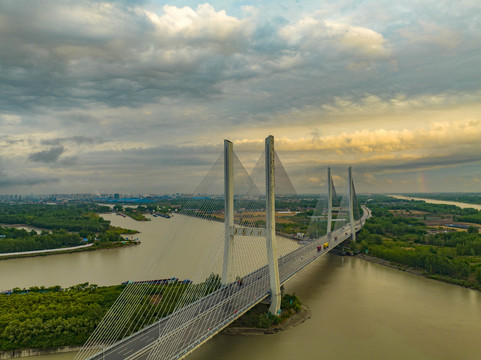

left=0, top=0, right=480, bottom=194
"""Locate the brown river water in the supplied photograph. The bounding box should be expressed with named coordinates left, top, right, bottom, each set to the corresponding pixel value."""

left=3, top=209, right=481, bottom=360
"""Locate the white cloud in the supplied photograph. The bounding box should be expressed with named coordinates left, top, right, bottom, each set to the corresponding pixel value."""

left=143, top=4, right=254, bottom=53
left=400, top=21, right=462, bottom=50
left=279, top=15, right=390, bottom=59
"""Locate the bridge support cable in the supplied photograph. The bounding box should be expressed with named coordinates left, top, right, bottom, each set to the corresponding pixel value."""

left=76, top=154, right=232, bottom=359
left=145, top=145, right=270, bottom=359
left=77, top=143, right=280, bottom=359
left=78, top=139, right=372, bottom=360
left=303, top=167, right=343, bottom=247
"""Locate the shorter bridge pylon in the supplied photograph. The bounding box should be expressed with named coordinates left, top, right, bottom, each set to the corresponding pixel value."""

left=348, top=166, right=356, bottom=242
left=327, top=167, right=333, bottom=238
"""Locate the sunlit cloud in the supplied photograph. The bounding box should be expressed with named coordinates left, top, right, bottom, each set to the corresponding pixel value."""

left=0, top=0, right=479, bottom=194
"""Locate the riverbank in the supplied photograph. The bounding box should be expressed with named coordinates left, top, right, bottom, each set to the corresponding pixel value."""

left=389, top=195, right=481, bottom=210
left=223, top=304, right=311, bottom=335
left=0, top=346, right=82, bottom=359
left=0, top=297, right=311, bottom=358
left=356, top=253, right=424, bottom=276
left=0, top=243, right=94, bottom=258
left=0, top=241, right=139, bottom=261
left=356, top=253, right=481, bottom=291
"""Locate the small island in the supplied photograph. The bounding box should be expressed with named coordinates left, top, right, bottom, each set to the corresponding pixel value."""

left=223, top=293, right=311, bottom=335
left=0, top=203, right=139, bottom=260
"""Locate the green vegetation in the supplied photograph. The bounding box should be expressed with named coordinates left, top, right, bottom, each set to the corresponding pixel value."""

left=0, top=204, right=111, bottom=232
left=405, top=193, right=481, bottom=205
left=356, top=196, right=481, bottom=290
left=113, top=205, right=149, bottom=221
left=456, top=213, right=481, bottom=226
left=0, top=204, right=138, bottom=255
left=230, top=293, right=302, bottom=329
left=0, top=274, right=222, bottom=351
left=0, top=283, right=124, bottom=350
left=0, top=227, right=82, bottom=253
left=124, top=207, right=149, bottom=221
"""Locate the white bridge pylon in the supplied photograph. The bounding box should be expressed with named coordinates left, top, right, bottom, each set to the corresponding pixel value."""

left=309, top=166, right=357, bottom=245
left=222, top=136, right=281, bottom=314
left=221, top=136, right=359, bottom=315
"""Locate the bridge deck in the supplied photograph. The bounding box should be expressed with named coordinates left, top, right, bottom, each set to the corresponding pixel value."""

left=88, top=207, right=370, bottom=360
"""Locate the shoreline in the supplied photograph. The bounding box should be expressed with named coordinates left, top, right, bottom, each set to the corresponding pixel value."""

left=0, top=346, right=82, bottom=359
left=222, top=305, right=311, bottom=336
left=0, top=243, right=94, bottom=258
left=0, top=306, right=312, bottom=357
left=355, top=253, right=481, bottom=291
left=356, top=253, right=424, bottom=276
left=0, top=241, right=139, bottom=261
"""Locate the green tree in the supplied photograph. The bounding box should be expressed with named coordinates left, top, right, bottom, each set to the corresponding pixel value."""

left=474, top=267, right=481, bottom=284
left=467, top=226, right=479, bottom=234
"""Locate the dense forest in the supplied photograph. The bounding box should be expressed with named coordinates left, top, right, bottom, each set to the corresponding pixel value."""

left=0, top=277, right=302, bottom=350
left=0, top=283, right=123, bottom=350
left=356, top=196, right=481, bottom=290
left=0, top=204, right=135, bottom=254
left=0, top=228, right=82, bottom=253
left=0, top=274, right=222, bottom=351
left=0, top=204, right=111, bottom=232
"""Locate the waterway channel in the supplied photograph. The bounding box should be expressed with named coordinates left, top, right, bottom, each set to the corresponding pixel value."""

left=4, top=206, right=481, bottom=360
left=390, top=195, right=481, bottom=210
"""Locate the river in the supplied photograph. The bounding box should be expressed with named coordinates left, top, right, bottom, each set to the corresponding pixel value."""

left=390, top=195, right=481, bottom=210
left=5, top=211, right=481, bottom=360
left=0, top=213, right=299, bottom=290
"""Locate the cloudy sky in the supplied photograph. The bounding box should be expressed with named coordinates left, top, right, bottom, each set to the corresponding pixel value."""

left=0, top=0, right=480, bottom=195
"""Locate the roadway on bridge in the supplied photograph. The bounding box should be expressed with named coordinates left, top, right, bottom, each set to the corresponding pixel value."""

left=90, top=207, right=370, bottom=360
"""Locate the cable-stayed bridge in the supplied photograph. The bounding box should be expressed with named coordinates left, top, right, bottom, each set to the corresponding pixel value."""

left=75, top=136, right=371, bottom=360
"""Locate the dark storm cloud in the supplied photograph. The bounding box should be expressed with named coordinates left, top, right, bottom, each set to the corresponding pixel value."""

left=65, top=113, right=98, bottom=125
left=83, top=144, right=221, bottom=168
left=0, top=176, right=59, bottom=187
left=0, top=169, right=59, bottom=188
left=41, top=136, right=104, bottom=146
left=29, top=146, right=65, bottom=163
left=0, top=1, right=256, bottom=111
left=289, top=150, right=481, bottom=177
left=58, top=156, right=79, bottom=167
left=371, top=154, right=481, bottom=174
